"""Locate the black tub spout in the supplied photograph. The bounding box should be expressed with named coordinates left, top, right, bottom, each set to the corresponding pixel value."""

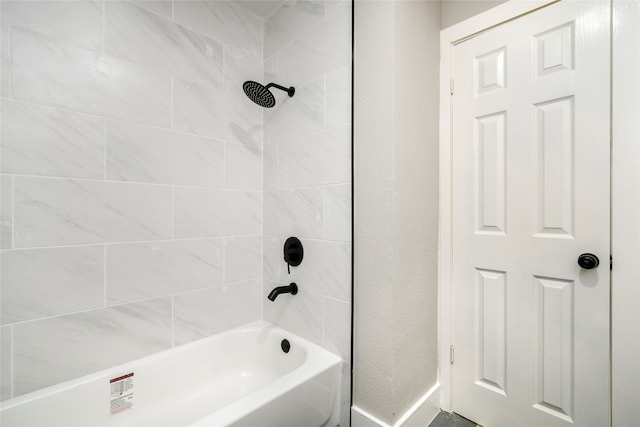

left=268, top=283, right=298, bottom=301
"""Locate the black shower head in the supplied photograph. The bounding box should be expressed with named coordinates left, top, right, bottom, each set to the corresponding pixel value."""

left=243, top=81, right=295, bottom=108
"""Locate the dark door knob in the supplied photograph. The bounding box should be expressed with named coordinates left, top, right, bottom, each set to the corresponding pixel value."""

left=578, top=253, right=599, bottom=269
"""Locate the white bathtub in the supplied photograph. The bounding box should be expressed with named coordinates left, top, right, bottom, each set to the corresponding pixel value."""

left=0, top=321, right=342, bottom=427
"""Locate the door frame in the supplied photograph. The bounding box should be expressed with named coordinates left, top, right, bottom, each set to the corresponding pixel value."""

left=437, top=0, right=631, bottom=416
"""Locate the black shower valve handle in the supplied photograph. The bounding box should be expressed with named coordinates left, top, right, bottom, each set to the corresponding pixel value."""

left=283, top=237, right=303, bottom=275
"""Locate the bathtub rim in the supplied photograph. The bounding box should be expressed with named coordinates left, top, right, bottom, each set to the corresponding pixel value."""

left=0, top=320, right=341, bottom=414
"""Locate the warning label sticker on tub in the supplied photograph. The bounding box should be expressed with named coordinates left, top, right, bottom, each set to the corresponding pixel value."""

left=110, top=372, right=134, bottom=416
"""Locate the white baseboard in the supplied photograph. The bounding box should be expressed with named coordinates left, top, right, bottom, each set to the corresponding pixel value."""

left=351, top=383, right=441, bottom=427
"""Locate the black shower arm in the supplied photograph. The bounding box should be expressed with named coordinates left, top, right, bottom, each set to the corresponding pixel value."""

left=265, top=83, right=295, bottom=97
left=265, top=83, right=290, bottom=92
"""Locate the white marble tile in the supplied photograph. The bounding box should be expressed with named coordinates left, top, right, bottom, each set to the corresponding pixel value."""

left=13, top=298, right=172, bottom=396
left=325, top=66, right=351, bottom=128
left=225, top=235, right=261, bottom=283
left=1, top=176, right=12, bottom=249
left=1, top=100, right=105, bottom=179
left=11, top=27, right=171, bottom=128
left=1, top=24, right=11, bottom=97
left=264, top=0, right=324, bottom=58
left=264, top=53, right=279, bottom=84
left=173, top=280, right=261, bottom=345
left=263, top=144, right=278, bottom=191
left=263, top=235, right=281, bottom=282
left=173, top=78, right=262, bottom=147
left=131, top=0, right=172, bottom=19
left=1, top=0, right=103, bottom=50
left=323, top=297, right=350, bottom=361
left=174, top=188, right=262, bottom=238
left=324, top=184, right=351, bottom=242
left=106, top=120, right=224, bottom=187
left=278, top=9, right=351, bottom=87
left=264, top=284, right=323, bottom=345
left=264, top=77, right=324, bottom=144
left=1, top=246, right=105, bottom=325
left=105, top=1, right=223, bottom=88
left=13, top=177, right=172, bottom=248
left=264, top=189, right=323, bottom=239
left=338, top=361, right=351, bottom=427
left=173, top=0, right=262, bottom=51
left=106, top=239, right=224, bottom=304
left=325, top=0, right=351, bottom=18
left=278, top=125, right=350, bottom=188
left=1, top=326, right=12, bottom=401
left=224, top=43, right=262, bottom=91
left=279, top=239, right=351, bottom=301
left=225, top=143, right=262, bottom=191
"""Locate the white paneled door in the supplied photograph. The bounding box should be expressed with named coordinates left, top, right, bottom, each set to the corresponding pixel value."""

left=450, top=1, right=610, bottom=426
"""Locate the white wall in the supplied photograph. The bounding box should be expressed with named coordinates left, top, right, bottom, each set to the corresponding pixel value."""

left=441, top=0, right=506, bottom=29
left=0, top=0, right=264, bottom=400
left=261, top=2, right=353, bottom=425
left=354, top=0, right=441, bottom=425
left=612, top=0, right=640, bottom=425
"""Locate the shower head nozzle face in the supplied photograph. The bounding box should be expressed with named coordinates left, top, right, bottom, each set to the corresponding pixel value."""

left=243, top=81, right=276, bottom=108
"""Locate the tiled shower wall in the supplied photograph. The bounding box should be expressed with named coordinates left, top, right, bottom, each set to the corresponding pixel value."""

left=0, top=0, right=265, bottom=400
left=261, top=1, right=352, bottom=425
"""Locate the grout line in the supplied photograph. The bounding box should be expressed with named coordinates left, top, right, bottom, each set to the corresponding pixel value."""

left=10, top=175, right=15, bottom=249
left=101, top=0, right=106, bottom=52
left=10, top=325, right=14, bottom=399
left=170, top=77, right=174, bottom=131
left=222, top=236, right=227, bottom=285
left=223, top=142, right=227, bottom=187
left=0, top=172, right=268, bottom=193
left=321, top=185, right=327, bottom=240
left=0, top=235, right=271, bottom=253
left=170, top=294, right=175, bottom=347
left=103, top=119, right=108, bottom=181
left=103, top=245, right=107, bottom=307
left=170, top=186, right=175, bottom=239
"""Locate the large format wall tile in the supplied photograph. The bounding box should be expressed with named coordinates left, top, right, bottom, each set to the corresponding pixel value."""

left=1, top=24, right=11, bottom=97
left=173, top=78, right=262, bottom=147
left=1, top=246, right=104, bottom=324
left=174, top=188, right=261, bottom=238
left=11, top=27, right=171, bottom=128
left=106, top=120, right=224, bottom=187
left=106, top=239, right=224, bottom=304
left=278, top=239, right=351, bottom=302
left=224, top=44, right=262, bottom=91
left=224, top=235, right=262, bottom=283
left=264, top=78, right=324, bottom=144
left=14, top=177, right=172, bottom=247
left=1, top=100, right=105, bottom=179
left=12, top=298, right=172, bottom=396
left=264, top=189, right=324, bottom=239
left=105, top=1, right=223, bottom=88
left=173, top=0, right=261, bottom=52
left=173, top=280, right=261, bottom=345
left=324, top=184, right=351, bottom=242
left=225, top=143, right=262, bottom=191
left=1, top=326, right=12, bottom=400
left=279, top=125, right=350, bottom=188
left=1, top=0, right=103, bottom=50
left=278, top=9, right=351, bottom=86
left=323, top=297, right=351, bottom=361
left=325, top=66, right=351, bottom=128
left=1, top=176, right=12, bottom=249
left=264, top=0, right=325, bottom=58
left=263, top=285, right=323, bottom=345
left=131, top=1, right=172, bottom=19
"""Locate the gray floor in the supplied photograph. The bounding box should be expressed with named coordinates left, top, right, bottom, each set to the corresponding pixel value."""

left=429, top=411, right=480, bottom=427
